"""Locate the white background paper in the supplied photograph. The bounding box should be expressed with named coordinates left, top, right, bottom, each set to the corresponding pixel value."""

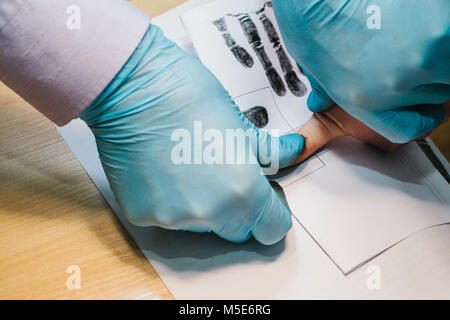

left=55, top=0, right=450, bottom=299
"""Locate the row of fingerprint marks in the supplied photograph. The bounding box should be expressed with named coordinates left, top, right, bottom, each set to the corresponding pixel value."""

left=213, top=2, right=307, bottom=98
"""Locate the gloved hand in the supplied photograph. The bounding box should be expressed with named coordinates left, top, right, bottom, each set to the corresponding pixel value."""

left=273, top=0, right=450, bottom=143
left=80, top=25, right=305, bottom=245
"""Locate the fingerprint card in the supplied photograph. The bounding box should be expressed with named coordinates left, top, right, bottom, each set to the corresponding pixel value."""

left=181, top=0, right=313, bottom=130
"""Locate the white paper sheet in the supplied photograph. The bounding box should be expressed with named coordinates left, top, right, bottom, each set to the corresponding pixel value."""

left=181, top=0, right=312, bottom=133
left=55, top=0, right=450, bottom=299
left=179, top=0, right=450, bottom=274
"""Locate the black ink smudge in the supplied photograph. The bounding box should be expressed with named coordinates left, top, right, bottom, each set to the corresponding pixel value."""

left=213, top=17, right=227, bottom=32
left=244, top=106, right=269, bottom=128
left=284, top=71, right=307, bottom=97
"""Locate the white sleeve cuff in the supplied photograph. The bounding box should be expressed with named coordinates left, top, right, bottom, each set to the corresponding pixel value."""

left=0, top=0, right=151, bottom=126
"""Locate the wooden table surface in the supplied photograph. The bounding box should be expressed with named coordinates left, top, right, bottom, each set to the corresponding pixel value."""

left=0, top=0, right=448, bottom=300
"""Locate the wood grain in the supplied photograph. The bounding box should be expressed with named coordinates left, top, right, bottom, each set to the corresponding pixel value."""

left=0, top=0, right=448, bottom=300
left=0, top=0, right=188, bottom=301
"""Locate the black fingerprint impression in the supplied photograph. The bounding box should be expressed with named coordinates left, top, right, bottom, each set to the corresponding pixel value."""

left=244, top=106, right=269, bottom=128
left=213, top=17, right=254, bottom=68
left=258, top=10, right=307, bottom=97
left=235, top=13, right=287, bottom=97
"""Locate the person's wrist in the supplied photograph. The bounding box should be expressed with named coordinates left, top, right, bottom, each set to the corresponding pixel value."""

left=79, top=25, right=158, bottom=127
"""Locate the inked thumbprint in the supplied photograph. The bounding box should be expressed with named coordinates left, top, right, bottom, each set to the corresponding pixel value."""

left=244, top=106, right=269, bottom=128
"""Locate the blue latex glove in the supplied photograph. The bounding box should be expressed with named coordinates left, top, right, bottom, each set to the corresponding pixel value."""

left=80, top=25, right=305, bottom=245
left=273, top=0, right=450, bottom=143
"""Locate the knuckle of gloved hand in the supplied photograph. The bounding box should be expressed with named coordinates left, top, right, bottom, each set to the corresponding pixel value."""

left=121, top=200, right=183, bottom=229
left=203, top=180, right=261, bottom=223
left=153, top=200, right=200, bottom=229
left=184, top=199, right=217, bottom=221
left=229, top=173, right=263, bottom=203
left=220, top=184, right=251, bottom=208
left=121, top=204, right=156, bottom=227
left=183, top=182, right=261, bottom=228
left=339, top=85, right=376, bottom=112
